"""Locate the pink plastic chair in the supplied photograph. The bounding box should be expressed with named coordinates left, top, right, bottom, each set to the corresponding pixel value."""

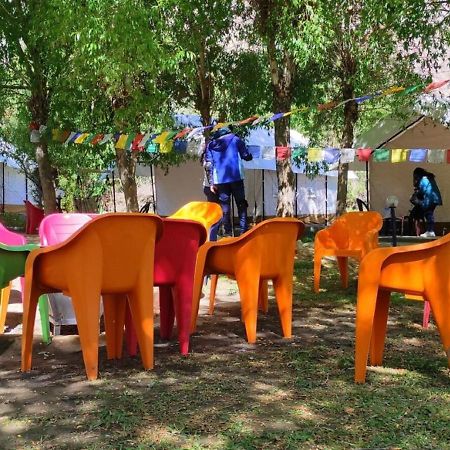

left=38, top=213, right=99, bottom=338
left=39, top=213, right=96, bottom=245
left=104, top=218, right=207, bottom=358
left=24, top=200, right=45, bottom=234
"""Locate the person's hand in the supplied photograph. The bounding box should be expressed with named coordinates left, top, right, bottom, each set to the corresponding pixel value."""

left=210, top=185, right=218, bottom=194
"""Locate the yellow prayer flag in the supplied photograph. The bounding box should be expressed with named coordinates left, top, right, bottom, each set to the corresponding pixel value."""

left=390, top=148, right=408, bottom=163
left=307, top=147, right=323, bottom=162
left=115, top=134, right=128, bottom=150
left=74, top=133, right=89, bottom=144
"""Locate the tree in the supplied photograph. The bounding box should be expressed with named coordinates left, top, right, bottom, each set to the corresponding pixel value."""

left=248, top=1, right=324, bottom=217
left=0, top=0, right=75, bottom=213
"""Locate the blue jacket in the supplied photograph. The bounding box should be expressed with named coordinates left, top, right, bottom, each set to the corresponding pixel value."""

left=418, top=175, right=442, bottom=208
left=204, top=131, right=252, bottom=185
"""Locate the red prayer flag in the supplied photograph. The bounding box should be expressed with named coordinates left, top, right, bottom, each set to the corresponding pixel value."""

left=131, top=133, right=144, bottom=151
left=173, top=128, right=191, bottom=140
left=90, top=134, right=104, bottom=145
left=357, top=148, right=373, bottom=162
left=276, top=146, right=291, bottom=161
left=424, top=79, right=450, bottom=93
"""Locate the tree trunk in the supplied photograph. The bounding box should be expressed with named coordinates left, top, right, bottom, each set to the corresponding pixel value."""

left=274, top=107, right=295, bottom=217
left=196, top=39, right=213, bottom=128
left=336, top=82, right=358, bottom=216
left=115, top=149, right=139, bottom=212
left=29, top=88, right=57, bottom=214
left=35, top=142, right=57, bottom=214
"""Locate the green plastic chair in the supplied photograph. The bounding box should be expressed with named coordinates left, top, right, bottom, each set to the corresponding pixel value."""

left=0, top=243, right=51, bottom=344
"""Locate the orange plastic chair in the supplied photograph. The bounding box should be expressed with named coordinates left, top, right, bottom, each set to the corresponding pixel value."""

left=354, top=234, right=450, bottom=383
left=191, top=218, right=305, bottom=343
left=21, top=213, right=163, bottom=380
left=169, top=201, right=222, bottom=235
left=314, top=211, right=383, bottom=292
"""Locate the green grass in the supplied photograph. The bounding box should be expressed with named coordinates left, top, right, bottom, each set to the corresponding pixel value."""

left=0, top=244, right=448, bottom=450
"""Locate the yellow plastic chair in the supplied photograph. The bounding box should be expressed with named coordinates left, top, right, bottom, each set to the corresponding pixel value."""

left=191, top=218, right=305, bottom=344
left=21, top=213, right=163, bottom=381
left=355, top=234, right=450, bottom=383
left=314, top=211, right=383, bottom=292
left=169, top=201, right=222, bottom=235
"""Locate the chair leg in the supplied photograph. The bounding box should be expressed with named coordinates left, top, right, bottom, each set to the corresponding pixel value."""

left=103, top=294, right=127, bottom=359
left=236, top=272, right=260, bottom=344
left=21, top=284, right=41, bottom=373
left=258, top=279, right=268, bottom=313
left=0, top=284, right=11, bottom=334
left=422, top=301, right=431, bottom=328
left=273, top=274, right=293, bottom=339
left=38, top=295, right=52, bottom=345
left=426, top=291, right=450, bottom=369
left=337, top=257, right=349, bottom=289
left=173, top=283, right=193, bottom=355
left=313, top=254, right=322, bottom=293
left=159, top=285, right=175, bottom=340
left=127, top=284, right=154, bottom=371
left=354, top=282, right=379, bottom=383
left=369, top=289, right=391, bottom=366
left=208, top=275, right=219, bottom=315
left=125, top=303, right=138, bottom=357
left=70, top=288, right=102, bottom=381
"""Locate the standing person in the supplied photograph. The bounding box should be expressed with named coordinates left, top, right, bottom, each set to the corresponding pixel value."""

left=201, top=149, right=222, bottom=241
left=204, top=126, right=253, bottom=236
left=412, top=167, right=442, bottom=237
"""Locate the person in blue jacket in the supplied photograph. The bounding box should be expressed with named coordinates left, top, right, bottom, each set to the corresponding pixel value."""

left=204, top=127, right=253, bottom=236
left=413, top=167, right=443, bottom=237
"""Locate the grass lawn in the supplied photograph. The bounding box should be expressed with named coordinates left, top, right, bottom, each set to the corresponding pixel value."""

left=0, top=242, right=448, bottom=449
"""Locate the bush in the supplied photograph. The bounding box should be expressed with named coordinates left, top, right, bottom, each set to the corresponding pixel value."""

left=0, top=212, right=26, bottom=231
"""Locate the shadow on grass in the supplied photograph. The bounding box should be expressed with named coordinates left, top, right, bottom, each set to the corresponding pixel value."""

left=0, top=244, right=448, bottom=449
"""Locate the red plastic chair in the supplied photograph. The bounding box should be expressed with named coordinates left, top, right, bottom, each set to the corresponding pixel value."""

left=104, top=218, right=207, bottom=358
left=24, top=200, right=45, bottom=234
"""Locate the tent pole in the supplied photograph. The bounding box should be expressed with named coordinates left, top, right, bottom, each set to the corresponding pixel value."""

left=1, top=162, right=5, bottom=214
left=295, top=173, right=298, bottom=217
left=262, top=169, right=265, bottom=220
left=150, top=164, right=156, bottom=213
left=325, top=175, right=328, bottom=226
left=365, top=161, right=369, bottom=208
left=112, top=169, right=117, bottom=212
left=25, top=175, right=28, bottom=201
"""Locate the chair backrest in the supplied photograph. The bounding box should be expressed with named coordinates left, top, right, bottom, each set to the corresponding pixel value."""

left=332, top=211, right=382, bottom=249
left=0, top=222, right=26, bottom=246
left=154, top=218, right=207, bottom=283
left=169, top=201, right=222, bottom=231
left=39, top=213, right=97, bottom=246
left=208, top=218, right=304, bottom=275
left=35, top=213, right=163, bottom=292
left=24, top=200, right=45, bottom=234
